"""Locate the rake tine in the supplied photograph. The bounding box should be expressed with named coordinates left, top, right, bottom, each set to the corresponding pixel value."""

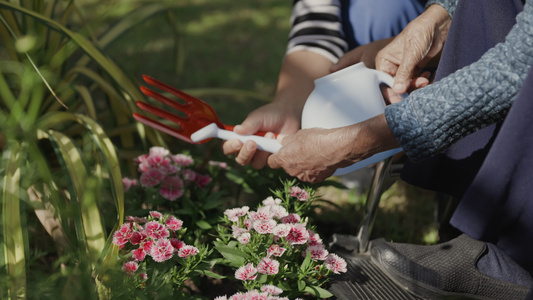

left=136, top=101, right=189, bottom=125
left=143, top=74, right=204, bottom=106
left=140, top=85, right=190, bottom=113
left=132, top=113, right=198, bottom=143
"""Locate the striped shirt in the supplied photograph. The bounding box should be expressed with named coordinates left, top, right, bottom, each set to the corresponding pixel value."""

left=287, top=0, right=348, bottom=62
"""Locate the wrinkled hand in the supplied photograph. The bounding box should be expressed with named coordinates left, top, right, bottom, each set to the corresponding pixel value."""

left=375, top=4, right=451, bottom=94
left=330, top=37, right=394, bottom=72
left=222, top=101, right=300, bottom=169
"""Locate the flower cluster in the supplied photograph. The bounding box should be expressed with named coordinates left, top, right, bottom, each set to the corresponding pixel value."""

left=112, top=211, right=199, bottom=278
left=215, top=284, right=299, bottom=300
left=216, top=184, right=347, bottom=298
left=125, top=147, right=217, bottom=201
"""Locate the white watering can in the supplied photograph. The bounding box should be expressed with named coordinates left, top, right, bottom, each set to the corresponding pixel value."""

left=191, top=62, right=403, bottom=176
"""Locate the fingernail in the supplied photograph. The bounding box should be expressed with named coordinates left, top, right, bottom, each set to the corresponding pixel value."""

left=246, top=143, right=256, bottom=151
left=233, top=141, right=241, bottom=150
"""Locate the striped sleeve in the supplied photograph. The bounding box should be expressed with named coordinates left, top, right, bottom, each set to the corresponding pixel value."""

left=286, top=0, right=348, bottom=62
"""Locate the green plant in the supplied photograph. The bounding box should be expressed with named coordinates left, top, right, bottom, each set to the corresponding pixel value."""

left=0, top=1, right=181, bottom=298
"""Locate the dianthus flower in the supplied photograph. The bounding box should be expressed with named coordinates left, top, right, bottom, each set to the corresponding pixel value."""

left=122, top=261, right=138, bottom=276
left=150, top=238, right=174, bottom=262
left=122, top=178, right=138, bottom=192
left=149, top=211, right=163, bottom=219
left=159, top=175, right=184, bottom=201
left=257, top=257, right=280, bottom=275
left=132, top=247, right=146, bottom=261
left=253, top=219, right=277, bottom=234
left=165, top=215, right=183, bottom=231
left=235, top=263, right=258, bottom=281
left=170, top=238, right=185, bottom=252
left=112, top=223, right=133, bottom=247
left=324, top=253, right=347, bottom=274
left=280, top=213, right=301, bottom=224
left=289, top=186, right=309, bottom=201
left=260, top=284, right=283, bottom=296
left=305, top=244, right=329, bottom=261
left=177, top=245, right=199, bottom=259
left=140, top=168, right=165, bottom=187
left=129, top=231, right=146, bottom=245
left=307, top=229, right=323, bottom=246
left=224, top=206, right=250, bottom=223
left=285, top=223, right=309, bottom=245
left=237, top=232, right=251, bottom=245
left=272, top=224, right=290, bottom=238
left=195, top=174, right=211, bottom=188
left=262, top=196, right=282, bottom=206
left=145, top=221, right=170, bottom=239
left=172, top=153, right=194, bottom=167
left=267, top=244, right=287, bottom=258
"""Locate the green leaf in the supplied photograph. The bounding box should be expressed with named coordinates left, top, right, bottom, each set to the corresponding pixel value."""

left=214, top=245, right=249, bottom=267
left=193, top=269, right=226, bottom=279
left=303, top=285, right=334, bottom=298
left=300, top=251, right=312, bottom=273
left=1, top=145, right=27, bottom=299
left=297, top=280, right=306, bottom=291
left=195, top=220, right=212, bottom=230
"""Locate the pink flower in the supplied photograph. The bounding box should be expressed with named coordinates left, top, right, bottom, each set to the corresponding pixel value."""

left=224, top=206, right=250, bottom=223
left=257, top=257, right=280, bottom=275
left=122, top=261, right=138, bottom=275
left=150, top=238, right=174, bottom=262
left=214, top=296, right=227, bottom=300
left=235, top=263, right=258, bottom=281
left=172, top=154, right=194, bottom=167
left=122, top=178, right=138, bottom=192
left=231, top=225, right=249, bottom=239
left=307, top=229, right=323, bottom=246
left=177, top=245, right=199, bottom=259
left=112, top=223, right=133, bottom=246
left=229, top=293, right=245, bottom=300
left=140, top=168, right=165, bottom=187
left=325, top=253, right=347, bottom=274
left=267, top=244, right=287, bottom=258
left=159, top=175, right=184, bottom=201
left=149, top=146, right=170, bottom=157
left=181, top=169, right=196, bottom=183
left=165, top=215, right=183, bottom=231
left=132, top=247, right=146, bottom=261
left=139, top=272, right=148, bottom=280
left=208, top=160, right=228, bottom=169
left=253, top=219, right=277, bottom=234
left=260, top=285, right=283, bottom=296
left=149, top=211, right=163, bottom=219
left=280, top=213, right=301, bottom=224
left=129, top=231, right=146, bottom=245
left=170, top=238, right=185, bottom=251
left=237, top=233, right=251, bottom=245
left=269, top=205, right=289, bottom=219
left=243, top=290, right=269, bottom=300
left=273, top=224, right=290, bottom=238
left=305, top=244, right=329, bottom=261
left=195, top=174, right=211, bottom=188
left=289, top=186, right=309, bottom=201
left=145, top=221, right=170, bottom=239
left=285, top=224, right=309, bottom=245
left=142, top=240, right=154, bottom=253
left=250, top=206, right=274, bottom=221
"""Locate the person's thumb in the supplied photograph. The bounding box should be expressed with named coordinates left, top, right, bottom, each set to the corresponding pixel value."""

left=233, top=117, right=263, bottom=135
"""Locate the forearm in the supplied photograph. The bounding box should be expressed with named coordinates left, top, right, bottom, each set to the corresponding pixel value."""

left=386, top=2, right=533, bottom=161
left=273, top=50, right=333, bottom=120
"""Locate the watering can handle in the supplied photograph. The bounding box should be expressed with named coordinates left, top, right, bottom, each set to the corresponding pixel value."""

left=374, top=70, right=409, bottom=100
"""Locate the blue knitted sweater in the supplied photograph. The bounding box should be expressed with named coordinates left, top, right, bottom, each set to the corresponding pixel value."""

left=384, top=0, right=533, bottom=162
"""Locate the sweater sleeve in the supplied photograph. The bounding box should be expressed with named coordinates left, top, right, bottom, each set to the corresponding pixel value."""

left=385, top=0, right=533, bottom=162
left=286, top=0, right=348, bottom=63
left=425, top=0, right=458, bottom=17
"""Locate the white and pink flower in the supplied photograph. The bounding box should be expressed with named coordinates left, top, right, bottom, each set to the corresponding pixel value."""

left=325, top=253, right=347, bottom=274
left=159, top=175, right=184, bottom=201
left=305, top=244, right=329, bottom=261
left=289, top=186, right=309, bottom=201
left=280, top=213, right=301, bottom=224
left=132, top=247, right=146, bottom=261
left=177, top=245, right=199, bottom=259
left=257, top=257, right=280, bottom=275
left=140, top=168, right=165, bottom=187
left=149, top=211, right=163, bottom=219
left=112, top=223, right=133, bottom=247
left=272, top=224, right=290, bottom=238
left=285, top=223, right=309, bottom=245
left=237, top=232, right=251, bottom=245
left=150, top=238, right=174, bottom=262
left=145, top=221, right=170, bottom=239
left=235, top=263, right=258, bottom=281
left=262, top=196, right=282, bottom=206
left=165, top=215, right=183, bottom=231
left=267, top=244, right=287, bottom=258
left=172, top=154, right=194, bottom=167
left=122, top=261, right=138, bottom=275
left=260, top=284, right=283, bottom=296
left=224, top=206, right=250, bottom=223
left=253, top=219, right=277, bottom=234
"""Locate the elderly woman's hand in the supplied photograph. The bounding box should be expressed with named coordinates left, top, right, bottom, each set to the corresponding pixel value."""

left=376, top=4, right=451, bottom=94
left=267, top=114, right=400, bottom=183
